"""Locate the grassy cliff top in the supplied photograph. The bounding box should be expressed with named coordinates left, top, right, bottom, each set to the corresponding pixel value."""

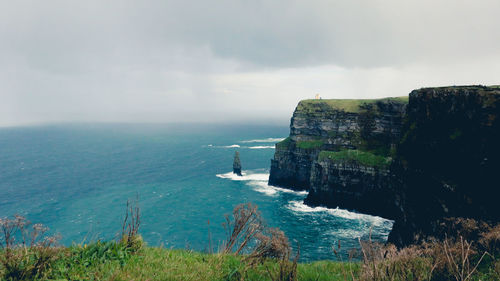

left=296, top=96, right=408, bottom=114
left=414, top=85, right=500, bottom=93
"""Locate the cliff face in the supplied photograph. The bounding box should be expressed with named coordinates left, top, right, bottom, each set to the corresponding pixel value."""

left=269, top=97, right=407, bottom=217
left=269, top=85, right=500, bottom=247
left=306, top=158, right=396, bottom=219
left=388, top=86, right=500, bottom=246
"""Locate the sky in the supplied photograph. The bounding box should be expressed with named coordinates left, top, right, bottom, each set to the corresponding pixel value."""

left=1, top=0, right=500, bottom=126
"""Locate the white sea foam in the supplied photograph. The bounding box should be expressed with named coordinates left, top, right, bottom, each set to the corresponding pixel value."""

left=328, top=228, right=366, bottom=239
left=248, top=181, right=279, bottom=196
left=248, top=146, right=275, bottom=149
left=240, top=138, right=285, bottom=143
left=216, top=171, right=269, bottom=181
left=287, top=201, right=392, bottom=226
left=248, top=181, right=309, bottom=196
left=216, top=171, right=308, bottom=197
left=223, top=144, right=240, bottom=148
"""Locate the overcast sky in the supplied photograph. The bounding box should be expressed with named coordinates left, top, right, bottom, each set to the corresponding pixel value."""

left=1, top=0, right=499, bottom=126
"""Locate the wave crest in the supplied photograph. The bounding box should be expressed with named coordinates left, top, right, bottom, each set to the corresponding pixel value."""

left=287, top=200, right=393, bottom=226
left=223, top=144, right=240, bottom=148
left=240, top=138, right=285, bottom=143
left=216, top=171, right=308, bottom=197
left=216, top=171, right=269, bottom=181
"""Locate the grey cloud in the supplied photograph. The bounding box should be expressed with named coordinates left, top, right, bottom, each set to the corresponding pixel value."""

left=0, top=0, right=499, bottom=126
left=3, top=0, right=500, bottom=69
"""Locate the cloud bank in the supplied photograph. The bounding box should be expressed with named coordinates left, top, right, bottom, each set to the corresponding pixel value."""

left=1, top=0, right=499, bottom=126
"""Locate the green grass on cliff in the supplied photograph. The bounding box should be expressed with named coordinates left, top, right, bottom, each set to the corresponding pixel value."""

left=276, top=137, right=292, bottom=149
left=297, top=97, right=408, bottom=114
left=296, top=139, right=324, bottom=149
left=0, top=244, right=358, bottom=281
left=277, top=138, right=324, bottom=150
left=318, top=149, right=391, bottom=169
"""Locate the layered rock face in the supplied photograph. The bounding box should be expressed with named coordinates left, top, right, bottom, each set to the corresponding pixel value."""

left=233, top=151, right=242, bottom=176
left=269, top=97, right=408, bottom=217
left=269, top=85, right=500, bottom=247
left=388, top=86, right=500, bottom=246
left=306, top=159, right=396, bottom=219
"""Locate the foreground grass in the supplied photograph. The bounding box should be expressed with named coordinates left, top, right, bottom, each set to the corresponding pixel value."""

left=113, top=248, right=358, bottom=281
left=3, top=206, right=499, bottom=280
left=0, top=244, right=358, bottom=281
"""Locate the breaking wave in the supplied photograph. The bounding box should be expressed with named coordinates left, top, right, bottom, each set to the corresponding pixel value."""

left=216, top=171, right=269, bottom=181
left=247, top=181, right=308, bottom=196
left=240, top=138, right=285, bottom=143
left=216, top=171, right=308, bottom=197
left=204, top=144, right=242, bottom=148
left=223, top=144, right=240, bottom=148
left=287, top=200, right=393, bottom=227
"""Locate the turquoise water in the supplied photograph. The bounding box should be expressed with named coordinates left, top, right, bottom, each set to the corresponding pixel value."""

left=0, top=124, right=392, bottom=261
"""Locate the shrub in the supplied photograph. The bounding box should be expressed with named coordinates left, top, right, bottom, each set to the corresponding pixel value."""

left=266, top=244, right=300, bottom=281
left=222, top=203, right=265, bottom=255
left=480, top=223, right=500, bottom=257
left=339, top=230, right=492, bottom=281
left=120, top=198, right=143, bottom=252
left=350, top=233, right=437, bottom=281
left=249, top=227, right=290, bottom=262
left=0, top=215, right=60, bottom=280
left=439, top=236, right=489, bottom=281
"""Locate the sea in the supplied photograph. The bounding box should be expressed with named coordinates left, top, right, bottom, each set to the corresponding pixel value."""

left=0, top=123, right=393, bottom=261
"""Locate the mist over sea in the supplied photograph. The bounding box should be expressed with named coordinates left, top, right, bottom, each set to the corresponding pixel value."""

left=0, top=124, right=392, bottom=261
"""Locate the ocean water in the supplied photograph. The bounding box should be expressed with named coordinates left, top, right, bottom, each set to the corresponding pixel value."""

left=0, top=124, right=393, bottom=261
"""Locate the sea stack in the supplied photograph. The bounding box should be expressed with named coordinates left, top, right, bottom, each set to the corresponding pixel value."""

left=233, top=151, right=242, bottom=176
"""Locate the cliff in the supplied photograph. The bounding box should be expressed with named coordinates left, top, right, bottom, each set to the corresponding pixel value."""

left=269, top=97, right=407, bottom=218
left=388, top=86, right=500, bottom=246
left=269, top=85, right=500, bottom=246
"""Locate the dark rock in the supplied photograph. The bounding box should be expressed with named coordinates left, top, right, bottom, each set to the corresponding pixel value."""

left=233, top=151, right=242, bottom=176
left=269, top=85, right=500, bottom=247
left=388, top=86, right=500, bottom=246
left=305, top=161, right=398, bottom=220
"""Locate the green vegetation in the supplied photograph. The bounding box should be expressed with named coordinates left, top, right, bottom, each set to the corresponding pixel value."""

left=420, top=85, right=500, bottom=90
left=38, top=247, right=358, bottom=280
left=1, top=204, right=500, bottom=280
left=296, top=97, right=408, bottom=114
left=318, top=150, right=391, bottom=169
left=296, top=140, right=324, bottom=150
left=276, top=137, right=292, bottom=149
left=0, top=203, right=360, bottom=281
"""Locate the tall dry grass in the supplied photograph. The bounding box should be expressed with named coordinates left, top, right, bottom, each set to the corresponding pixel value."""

left=119, top=197, right=143, bottom=252
left=332, top=222, right=500, bottom=281
left=221, top=203, right=299, bottom=281
left=0, top=215, right=60, bottom=280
